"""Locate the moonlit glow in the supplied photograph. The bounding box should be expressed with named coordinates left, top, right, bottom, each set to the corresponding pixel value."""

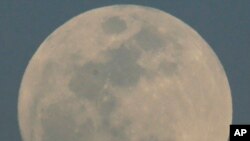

left=18, top=5, right=232, bottom=141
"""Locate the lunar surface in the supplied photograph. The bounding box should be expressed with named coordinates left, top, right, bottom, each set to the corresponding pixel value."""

left=18, top=5, right=232, bottom=141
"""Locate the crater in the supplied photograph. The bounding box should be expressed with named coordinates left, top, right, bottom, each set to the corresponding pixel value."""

left=102, top=16, right=127, bottom=34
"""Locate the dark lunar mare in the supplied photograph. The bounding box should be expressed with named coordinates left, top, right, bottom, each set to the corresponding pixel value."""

left=43, top=16, right=181, bottom=140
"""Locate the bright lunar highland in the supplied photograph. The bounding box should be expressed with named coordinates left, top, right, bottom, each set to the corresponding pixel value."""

left=18, top=5, right=232, bottom=141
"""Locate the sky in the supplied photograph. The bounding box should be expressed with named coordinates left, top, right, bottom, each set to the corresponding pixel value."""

left=0, top=0, right=249, bottom=140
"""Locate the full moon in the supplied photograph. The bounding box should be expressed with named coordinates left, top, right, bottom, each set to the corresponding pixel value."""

left=18, top=5, right=232, bottom=141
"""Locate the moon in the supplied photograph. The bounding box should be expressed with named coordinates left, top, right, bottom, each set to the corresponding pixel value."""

left=18, top=5, right=232, bottom=141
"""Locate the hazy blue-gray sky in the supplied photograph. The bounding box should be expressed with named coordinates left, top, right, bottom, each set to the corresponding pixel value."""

left=0, top=0, right=249, bottom=140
